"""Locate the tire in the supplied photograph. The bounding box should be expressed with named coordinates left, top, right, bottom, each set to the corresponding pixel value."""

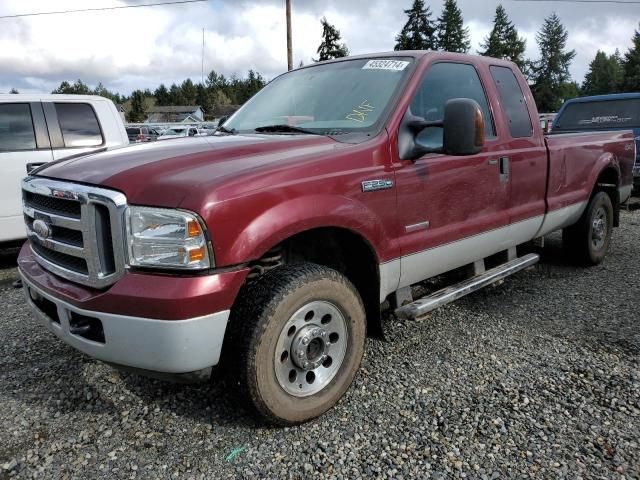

left=562, top=191, right=613, bottom=265
left=227, top=263, right=366, bottom=425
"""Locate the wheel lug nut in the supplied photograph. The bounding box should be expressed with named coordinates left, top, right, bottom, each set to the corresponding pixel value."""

left=297, top=350, right=304, bottom=358
left=303, top=361, right=309, bottom=369
left=302, top=338, right=309, bottom=345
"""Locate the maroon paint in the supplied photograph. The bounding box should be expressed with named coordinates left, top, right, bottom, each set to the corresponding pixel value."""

left=19, top=244, right=249, bottom=320
left=545, top=130, right=635, bottom=212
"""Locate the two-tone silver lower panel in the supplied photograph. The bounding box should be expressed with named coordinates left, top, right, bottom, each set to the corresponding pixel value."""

left=21, top=273, right=230, bottom=374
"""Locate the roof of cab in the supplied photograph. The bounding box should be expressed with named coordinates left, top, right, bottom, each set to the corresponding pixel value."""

left=298, top=50, right=518, bottom=70
left=0, top=94, right=111, bottom=103
left=561, top=92, right=640, bottom=105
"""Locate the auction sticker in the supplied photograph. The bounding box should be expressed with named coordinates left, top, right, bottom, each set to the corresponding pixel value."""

left=362, top=59, right=410, bottom=71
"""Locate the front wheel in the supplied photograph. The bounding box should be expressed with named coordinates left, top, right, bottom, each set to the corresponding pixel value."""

left=563, top=191, right=613, bottom=265
left=228, top=263, right=366, bottom=425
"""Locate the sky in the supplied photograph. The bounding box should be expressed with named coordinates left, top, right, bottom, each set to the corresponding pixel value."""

left=0, top=0, right=638, bottom=95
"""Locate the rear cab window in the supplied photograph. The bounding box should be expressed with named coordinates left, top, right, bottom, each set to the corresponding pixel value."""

left=553, top=98, right=640, bottom=132
left=490, top=66, right=533, bottom=138
left=0, top=103, right=36, bottom=151
left=54, top=103, right=103, bottom=147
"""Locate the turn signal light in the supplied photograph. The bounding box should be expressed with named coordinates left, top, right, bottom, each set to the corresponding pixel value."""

left=189, top=246, right=206, bottom=262
left=187, top=219, right=202, bottom=238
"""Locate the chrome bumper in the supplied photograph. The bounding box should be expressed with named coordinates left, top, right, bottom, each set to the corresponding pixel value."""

left=20, top=272, right=230, bottom=374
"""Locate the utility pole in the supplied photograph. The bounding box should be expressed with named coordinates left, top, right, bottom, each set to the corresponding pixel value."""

left=286, top=0, right=292, bottom=70
left=201, top=28, right=205, bottom=85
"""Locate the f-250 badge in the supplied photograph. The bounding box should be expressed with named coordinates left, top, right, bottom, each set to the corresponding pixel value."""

left=362, top=179, right=393, bottom=192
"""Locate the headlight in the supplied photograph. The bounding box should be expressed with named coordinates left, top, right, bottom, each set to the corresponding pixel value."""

left=125, top=206, right=212, bottom=270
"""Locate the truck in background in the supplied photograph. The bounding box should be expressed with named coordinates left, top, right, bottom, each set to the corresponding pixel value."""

left=0, top=95, right=129, bottom=244
left=552, top=93, right=640, bottom=192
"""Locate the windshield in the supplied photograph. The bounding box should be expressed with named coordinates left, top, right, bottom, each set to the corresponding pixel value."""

left=553, top=98, right=640, bottom=132
left=223, top=57, right=414, bottom=136
left=162, top=128, right=187, bottom=135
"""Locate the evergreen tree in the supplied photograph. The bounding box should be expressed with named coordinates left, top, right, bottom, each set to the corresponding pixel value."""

left=93, top=82, right=122, bottom=104
left=243, top=69, right=266, bottom=101
left=582, top=50, right=623, bottom=95
left=9, top=88, right=19, bottom=94
left=51, top=79, right=91, bottom=94
left=128, top=90, right=147, bottom=122
left=205, top=70, right=224, bottom=90
left=479, top=4, right=526, bottom=70
left=315, top=17, right=348, bottom=61
left=168, top=83, right=184, bottom=105
left=154, top=84, right=170, bottom=105
left=394, top=0, right=437, bottom=51
left=180, top=79, right=197, bottom=105
left=621, top=25, right=640, bottom=92
left=529, top=13, right=576, bottom=112
left=435, top=0, right=470, bottom=53
left=559, top=81, right=580, bottom=102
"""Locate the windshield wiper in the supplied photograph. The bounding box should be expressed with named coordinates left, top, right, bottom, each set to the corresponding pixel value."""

left=217, top=125, right=237, bottom=134
left=253, top=124, right=322, bottom=135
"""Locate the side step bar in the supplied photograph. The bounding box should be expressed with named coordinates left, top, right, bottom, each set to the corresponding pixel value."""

left=395, top=253, right=540, bottom=319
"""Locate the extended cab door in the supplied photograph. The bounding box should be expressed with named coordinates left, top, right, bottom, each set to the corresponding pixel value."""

left=393, top=61, right=511, bottom=287
left=487, top=65, right=546, bottom=234
left=0, top=102, right=53, bottom=242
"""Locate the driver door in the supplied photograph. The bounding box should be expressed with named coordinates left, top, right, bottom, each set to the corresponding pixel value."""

left=393, top=62, right=510, bottom=287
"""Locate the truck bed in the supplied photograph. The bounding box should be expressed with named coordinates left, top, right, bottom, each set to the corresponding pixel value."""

left=536, top=129, right=636, bottom=237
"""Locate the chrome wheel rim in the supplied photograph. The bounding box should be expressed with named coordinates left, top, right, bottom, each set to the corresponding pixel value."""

left=591, top=206, right=607, bottom=250
left=274, top=300, right=348, bottom=397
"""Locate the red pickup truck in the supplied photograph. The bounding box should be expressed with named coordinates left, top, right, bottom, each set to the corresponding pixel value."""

left=18, top=52, right=635, bottom=425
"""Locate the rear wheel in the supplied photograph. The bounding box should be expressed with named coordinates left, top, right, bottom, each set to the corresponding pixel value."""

left=563, top=191, right=613, bottom=265
left=228, top=263, right=366, bottom=425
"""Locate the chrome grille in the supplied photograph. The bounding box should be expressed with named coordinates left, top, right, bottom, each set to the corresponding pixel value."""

left=22, top=177, right=127, bottom=289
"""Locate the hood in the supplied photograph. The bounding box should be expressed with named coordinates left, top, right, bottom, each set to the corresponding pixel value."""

left=36, top=134, right=342, bottom=208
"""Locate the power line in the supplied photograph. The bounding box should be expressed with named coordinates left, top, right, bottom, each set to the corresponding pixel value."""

left=0, top=0, right=208, bottom=20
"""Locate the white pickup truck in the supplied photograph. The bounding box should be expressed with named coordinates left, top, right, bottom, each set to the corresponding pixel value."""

left=0, top=94, right=129, bottom=244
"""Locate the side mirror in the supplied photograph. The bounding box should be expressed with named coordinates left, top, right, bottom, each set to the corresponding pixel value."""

left=398, top=109, right=444, bottom=160
left=442, top=98, right=485, bottom=156
left=398, top=98, right=485, bottom=161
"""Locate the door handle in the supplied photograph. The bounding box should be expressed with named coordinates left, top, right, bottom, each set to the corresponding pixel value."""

left=499, top=156, right=510, bottom=183
left=26, top=162, right=47, bottom=173
left=488, top=159, right=498, bottom=165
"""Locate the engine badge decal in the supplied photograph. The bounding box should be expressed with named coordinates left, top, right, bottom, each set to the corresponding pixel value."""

left=361, top=179, right=393, bottom=192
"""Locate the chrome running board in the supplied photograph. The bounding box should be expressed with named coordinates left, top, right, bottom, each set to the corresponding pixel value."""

left=395, top=253, right=540, bottom=319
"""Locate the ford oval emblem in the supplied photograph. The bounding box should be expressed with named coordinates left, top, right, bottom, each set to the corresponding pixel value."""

left=32, top=219, right=52, bottom=239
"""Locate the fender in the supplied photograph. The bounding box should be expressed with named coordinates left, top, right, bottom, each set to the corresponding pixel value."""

left=214, top=193, right=393, bottom=267
left=587, top=152, right=620, bottom=197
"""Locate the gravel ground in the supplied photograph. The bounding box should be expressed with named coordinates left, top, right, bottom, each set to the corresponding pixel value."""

left=1, top=208, right=639, bottom=479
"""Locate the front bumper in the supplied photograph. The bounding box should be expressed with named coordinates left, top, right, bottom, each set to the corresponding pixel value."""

left=18, top=242, right=250, bottom=374
left=21, top=272, right=230, bottom=374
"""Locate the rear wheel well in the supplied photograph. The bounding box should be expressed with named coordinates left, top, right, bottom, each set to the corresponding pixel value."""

left=594, top=167, right=620, bottom=227
left=247, top=228, right=383, bottom=338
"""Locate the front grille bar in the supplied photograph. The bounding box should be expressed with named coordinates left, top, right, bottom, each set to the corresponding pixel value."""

left=23, top=205, right=81, bottom=230
left=22, top=177, right=128, bottom=289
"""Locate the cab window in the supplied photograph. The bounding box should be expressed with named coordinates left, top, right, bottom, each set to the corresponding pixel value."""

left=411, top=62, right=495, bottom=138
left=0, top=103, right=36, bottom=151
left=490, top=66, right=532, bottom=138
left=54, top=103, right=103, bottom=147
